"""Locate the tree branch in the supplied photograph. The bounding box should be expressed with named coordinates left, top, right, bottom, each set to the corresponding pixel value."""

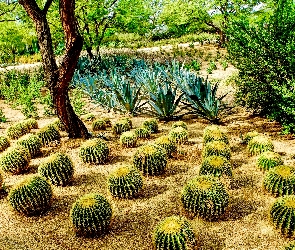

left=43, top=0, right=53, bottom=14
left=19, top=0, right=43, bottom=21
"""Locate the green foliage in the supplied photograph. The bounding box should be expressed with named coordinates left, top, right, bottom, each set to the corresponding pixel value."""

left=16, top=134, right=42, bottom=158
left=107, top=165, right=143, bottom=198
left=0, top=136, right=10, bottom=153
left=38, top=153, right=74, bottom=186
left=247, top=135, right=274, bottom=155
left=120, top=131, right=137, bottom=148
left=203, top=125, right=229, bottom=144
left=40, top=91, right=55, bottom=117
left=243, top=131, right=259, bottom=144
left=143, top=118, right=158, bottom=133
left=92, top=119, right=107, bottom=131
left=220, top=60, right=228, bottom=70
left=6, top=122, right=31, bottom=140
left=202, top=141, right=231, bottom=160
left=135, top=127, right=151, bottom=139
left=200, top=155, right=232, bottom=178
left=171, top=121, right=187, bottom=130
left=169, top=127, right=188, bottom=144
left=79, top=138, right=109, bottom=164
left=70, top=193, right=112, bottom=237
left=0, top=108, right=6, bottom=122
left=263, top=165, right=295, bottom=196
left=112, top=119, right=131, bottom=135
left=206, top=61, right=217, bottom=74
left=8, top=175, right=52, bottom=216
left=154, top=135, right=177, bottom=158
left=184, top=60, right=201, bottom=72
left=181, top=175, right=229, bottom=220
left=257, top=151, right=283, bottom=171
left=153, top=215, right=196, bottom=250
left=37, top=125, right=61, bottom=146
left=133, top=144, right=167, bottom=176
left=70, top=88, right=86, bottom=116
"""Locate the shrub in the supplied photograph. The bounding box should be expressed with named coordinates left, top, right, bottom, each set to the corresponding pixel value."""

left=247, top=135, right=274, bottom=155
left=120, top=131, right=137, bottom=148
left=243, top=131, right=259, bottom=144
left=112, top=119, right=131, bottom=135
left=79, top=138, right=109, bottom=164
left=135, top=127, right=151, bottom=139
left=169, top=127, right=188, bottom=144
left=257, top=151, right=283, bottom=171
left=153, top=216, right=196, bottom=250
left=133, top=144, right=167, bottom=176
left=0, top=136, right=10, bottom=152
left=200, top=155, right=232, bottom=178
left=16, top=134, right=42, bottom=158
left=92, top=119, right=107, bottom=131
left=154, top=135, right=177, bottom=157
left=202, top=141, right=231, bottom=160
left=107, top=165, right=143, bottom=198
left=8, top=175, right=52, bottom=215
left=6, top=122, right=30, bottom=140
left=38, top=153, right=74, bottom=186
left=143, top=118, right=158, bottom=133
left=70, top=193, right=112, bottom=236
left=0, top=146, right=31, bottom=174
left=203, top=125, right=229, bottom=144
left=181, top=175, right=229, bottom=220
left=171, top=121, right=188, bottom=130
left=37, top=125, right=61, bottom=145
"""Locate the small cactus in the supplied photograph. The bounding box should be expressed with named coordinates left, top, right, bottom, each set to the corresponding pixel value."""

left=133, top=144, right=167, bottom=176
left=0, top=146, right=31, bottom=174
left=16, top=134, right=42, bottom=158
left=0, top=136, right=10, bottom=152
left=257, top=151, right=283, bottom=171
left=102, top=117, right=112, bottom=127
left=171, top=121, right=188, bottom=130
left=92, top=119, right=107, bottom=131
left=70, top=193, right=112, bottom=236
left=200, top=155, right=232, bottom=178
left=202, top=141, right=231, bottom=160
left=135, top=127, right=151, bottom=139
left=155, top=135, right=177, bottom=157
left=6, top=122, right=30, bottom=140
left=143, top=118, right=158, bottom=133
left=284, top=241, right=295, bottom=250
left=112, top=119, right=131, bottom=135
left=38, top=153, right=74, bottom=186
left=169, top=127, right=188, bottom=144
left=52, top=118, right=66, bottom=131
left=107, top=165, right=143, bottom=198
left=247, top=135, right=274, bottom=155
left=120, top=131, right=137, bottom=148
left=24, top=118, right=38, bottom=130
left=37, top=124, right=61, bottom=145
left=79, top=138, right=109, bottom=164
left=203, top=125, right=229, bottom=144
left=120, top=117, right=132, bottom=128
left=153, top=216, right=196, bottom=250
left=243, top=131, right=259, bottom=144
left=181, top=175, right=229, bottom=220
left=263, top=165, right=295, bottom=196
left=8, top=175, right=52, bottom=216
left=81, top=113, right=96, bottom=122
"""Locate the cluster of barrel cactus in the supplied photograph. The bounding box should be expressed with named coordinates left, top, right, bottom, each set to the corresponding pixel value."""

left=154, top=136, right=177, bottom=157
left=92, top=119, right=107, bottom=131
left=120, top=131, right=138, bottom=148
left=135, top=127, right=151, bottom=139
left=79, top=138, right=109, bottom=164
left=257, top=151, right=283, bottom=171
left=6, top=122, right=30, bottom=140
left=203, top=125, right=229, bottom=144
left=243, top=131, right=259, bottom=144
left=171, top=121, right=188, bottom=130
left=52, top=119, right=66, bottom=131
left=112, top=119, right=132, bottom=135
left=202, top=140, right=231, bottom=160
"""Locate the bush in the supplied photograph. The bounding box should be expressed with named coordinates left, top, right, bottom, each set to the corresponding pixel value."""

left=247, top=135, right=274, bottom=155
left=37, top=125, right=61, bottom=145
left=169, top=127, right=188, bottom=144
left=200, top=155, right=232, bottom=178
left=203, top=125, right=229, bottom=144
left=79, top=138, right=109, bottom=164
left=16, top=134, right=42, bottom=158
left=202, top=141, right=231, bottom=160
left=143, top=118, right=158, bottom=133
left=257, top=151, right=283, bottom=171
left=120, top=131, right=137, bottom=148
left=0, top=136, right=10, bottom=152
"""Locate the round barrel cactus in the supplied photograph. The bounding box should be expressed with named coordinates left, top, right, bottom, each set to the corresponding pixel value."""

left=38, top=152, right=74, bottom=186
left=171, top=121, right=188, bottom=130
left=92, top=119, right=107, bottom=131
left=8, top=175, right=52, bottom=215
left=155, top=135, right=177, bottom=157
left=16, top=134, right=42, bottom=158
left=285, top=241, right=295, bottom=250
left=203, top=125, right=229, bottom=144
left=200, top=155, right=232, bottom=177
left=135, top=127, right=151, bottom=139
left=79, top=138, right=109, bottom=164
left=81, top=113, right=96, bottom=122
left=107, top=165, right=143, bottom=198
left=169, top=127, right=188, bottom=144
left=257, top=151, right=283, bottom=171
left=270, top=195, right=295, bottom=236
left=247, top=135, right=274, bottom=155
left=52, top=118, right=66, bottom=131
left=133, top=144, right=167, bottom=176
left=6, top=122, right=30, bottom=140
left=112, top=119, right=131, bottom=135
left=70, top=193, right=112, bottom=236
left=143, top=118, right=158, bottom=133
left=0, top=146, right=31, bottom=174
left=243, top=131, right=259, bottom=144
left=24, top=118, right=38, bottom=130
left=263, top=165, right=295, bottom=196
left=120, top=131, right=137, bottom=148
left=37, top=124, right=61, bottom=145
left=153, top=216, right=196, bottom=250
left=0, top=136, right=10, bottom=152
left=202, top=141, right=231, bottom=160
left=120, top=117, right=132, bottom=128
left=181, top=175, right=229, bottom=220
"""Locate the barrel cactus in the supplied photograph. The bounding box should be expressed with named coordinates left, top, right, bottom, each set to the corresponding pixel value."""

left=112, top=119, right=131, bottom=135
left=243, top=131, right=259, bottom=144
left=285, top=241, right=295, bottom=250
left=247, top=135, right=274, bottom=155
left=133, top=144, right=167, bottom=176
left=120, top=117, right=132, bottom=128
left=263, top=165, right=295, bottom=196
left=16, top=134, right=42, bottom=158
left=37, top=124, right=61, bottom=145
left=270, top=195, right=295, bottom=236
left=92, top=119, right=107, bottom=131
left=0, top=146, right=31, bottom=174
left=135, top=127, right=151, bottom=139
left=169, top=127, right=188, bottom=144
left=143, top=118, right=158, bottom=133
left=70, top=193, right=112, bottom=236
left=155, top=135, right=177, bottom=157
left=120, top=131, right=137, bottom=148
left=0, top=136, right=10, bottom=152
left=200, top=155, right=232, bottom=178
left=24, top=118, right=38, bottom=130
left=38, top=153, right=74, bottom=186
left=181, top=175, right=229, bottom=220
left=153, top=216, right=196, bottom=250
left=203, top=125, right=229, bottom=144
left=8, top=175, right=52, bottom=216
left=257, top=151, right=283, bottom=171
left=202, top=141, right=231, bottom=160
left=52, top=119, right=66, bottom=131
left=6, top=122, right=30, bottom=140
left=171, top=121, right=188, bottom=130
left=79, top=138, right=109, bottom=164
left=81, top=113, right=96, bottom=122
left=107, top=165, right=143, bottom=198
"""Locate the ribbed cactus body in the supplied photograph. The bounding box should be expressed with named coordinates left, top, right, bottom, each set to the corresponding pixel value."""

left=203, top=125, right=229, bottom=144
left=79, top=138, right=109, bottom=164
left=169, top=127, right=188, bottom=144
left=17, top=134, right=42, bottom=158
left=8, top=175, right=52, bottom=215
left=202, top=141, right=231, bottom=160
left=120, top=117, right=132, bottom=128
left=6, top=122, right=30, bottom=140
left=143, top=118, right=158, bottom=133
left=81, top=113, right=96, bottom=122
left=24, top=118, right=38, bottom=129
left=155, top=136, right=177, bottom=157
left=171, top=121, right=188, bottom=130
left=0, top=136, right=10, bottom=152
left=133, top=144, right=167, bottom=176
left=92, top=119, right=107, bottom=131
left=135, top=127, right=151, bottom=139
left=153, top=216, right=196, bottom=250
left=112, top=120, right=131, bottom=135
left=120, top=131, right=137, bottom=147
left=37, top=125, right=61, bottom=145
left=52, top=119, right=66, bottom=131
left=200, top=155, right=232, bottom=177
left=247, top=135, right=274, bottom=155
left=257, top=151, right=283, bottom=171
left=38, top=153, right=74, bottom=186
left=70, top=193, right=112, bottom=236
left=243, top=131, right=259, bottom=144
left=285, top=241, right=295, bottom=250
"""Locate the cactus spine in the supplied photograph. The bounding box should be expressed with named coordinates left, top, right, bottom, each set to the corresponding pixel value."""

left=37, top=124, right=61, bottom=145
left=92, top=119, right=107, bottom=131
left=155, top=135, right=177, bottom=157
left=135, top=127, right=151, bottom=139
left=247, top=135, right=274, bottom=155
left=120, top=131, right=138, bottom=147
left=169, top=127, right=188, bottom=144
left=203, top=125, right=229, bottom=144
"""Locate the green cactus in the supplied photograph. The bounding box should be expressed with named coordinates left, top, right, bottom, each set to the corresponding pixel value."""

left=284, top=241, right=295, bottom=250
left=135, top=127, right=151, bottom=139
left=200, top=155, right=232, bottom=177
left=37, top=124, right=61, bottom=145
left=133, top=144, right=167, bottom=176
left=257, top=151, right=283, bottom=171
left=0, top=146, right=31, bottom=174
left=6, top=122, right=30, bottom=140
left=38, top=153, right=74, bottom=186
left=70, top=193, right=112, bottom=236
left=112, top=119, right=131, bottom=135
left=119, top=117, right=132, bottom=128
left=120, top=131, right=138, bottom=148
left=243, top=131, right=259, bottom=144
left=153, top=215, right=196, bottom=250
left=92, top=119, right=107, bottom=131
left=52, top=118, right=66, bottom=131
left=102, top=117, right=112, bottom=127
left=107, top=165, right=143, bottom=198
left=203, top=125, right=229, bottom=144
left=202, top=141, right=231, bottom=160
left=181, top=175, right=229, bottom=220
left=24, top=118, right=38, bottom=130
left=16, top=134, right=42, bottom=158
left=247, top=135, right=274, bottom=155
left=270, top=195, right=295, bottom=236
left=263, top=165, right=295, bottom=196
left=81, top=113, right=96, bottom=122
left=8, top=175, right=52, bottom=215
left=171, top=121, right=188, bottom=130
left=0, top=136, right=10, bottom=152
left=143, top=118, right=158, bottom=133
left=155, top=135, right=177, bottom=157
left=169, top=127, right=188, bottom=144
left=79, top=138, right=109, bottom=164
